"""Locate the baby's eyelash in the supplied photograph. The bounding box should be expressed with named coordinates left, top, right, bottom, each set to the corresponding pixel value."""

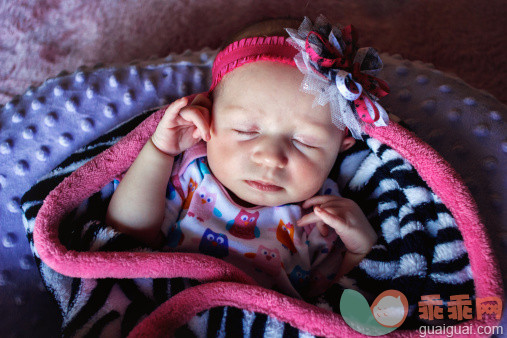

left=233, top=129, right=258, bottom=135
left=293, top=139, right=318, bottom=149
left=232, top=130, right=319, bottom=148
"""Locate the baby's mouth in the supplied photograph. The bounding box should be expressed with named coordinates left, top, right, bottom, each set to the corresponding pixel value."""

left=245, top=180, right=283, bottom=192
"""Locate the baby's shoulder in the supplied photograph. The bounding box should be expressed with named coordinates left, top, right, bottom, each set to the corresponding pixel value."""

left=172, top=142, right=208, bottom=177
left=174, top=155, right=210, bottom=183
left=169, top=152, right=212, bottom=201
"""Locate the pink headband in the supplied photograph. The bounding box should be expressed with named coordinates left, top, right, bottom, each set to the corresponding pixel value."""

left=209, top=36, right=298, bottom=91
left=208, top=16, right=390, bottom=139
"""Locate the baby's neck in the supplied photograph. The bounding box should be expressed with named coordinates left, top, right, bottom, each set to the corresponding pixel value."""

left=225, top=187, right=258, bottom=209
left=224, top=186, right=304, bottom=209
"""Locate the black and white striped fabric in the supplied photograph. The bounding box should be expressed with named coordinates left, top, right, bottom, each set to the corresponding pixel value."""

left=21, top=109, right=475, bottom=337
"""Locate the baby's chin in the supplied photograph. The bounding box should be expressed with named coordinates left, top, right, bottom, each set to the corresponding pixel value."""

left=228, top=188, right=308, bottom=208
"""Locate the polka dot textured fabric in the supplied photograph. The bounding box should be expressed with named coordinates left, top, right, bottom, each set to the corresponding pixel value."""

left=0, top=50, right=505, bottom=336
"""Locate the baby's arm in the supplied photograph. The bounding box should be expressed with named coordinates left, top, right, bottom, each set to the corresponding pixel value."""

left=297, top=195, right=377, bottom=279
left=106, top=95, right=211, bottom=247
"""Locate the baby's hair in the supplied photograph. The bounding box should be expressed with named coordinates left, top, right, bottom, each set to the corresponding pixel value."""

left=220, top=17, right=302, bottom=50
left=212, top=17, right=301, bottom=100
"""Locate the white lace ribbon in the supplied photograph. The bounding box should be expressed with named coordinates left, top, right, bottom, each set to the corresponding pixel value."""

left=286, top=15, right=390, bottom=139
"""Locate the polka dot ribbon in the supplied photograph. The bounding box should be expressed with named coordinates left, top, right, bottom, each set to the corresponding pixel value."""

left=304, top=25, right=390, bottom=124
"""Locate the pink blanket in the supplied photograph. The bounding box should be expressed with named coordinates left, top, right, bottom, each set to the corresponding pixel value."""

left=29, top=104, right=503, bottom=336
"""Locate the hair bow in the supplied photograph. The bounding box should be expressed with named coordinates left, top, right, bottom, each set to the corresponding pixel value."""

left=286, top=15, right=390, bottom=139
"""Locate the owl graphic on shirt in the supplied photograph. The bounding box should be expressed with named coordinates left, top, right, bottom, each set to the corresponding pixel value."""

left=198, top=228, right=229, bottom=258
left=226, top=209, right=260, bottom=239
left=182, top=178, right=198, bottom=210
left=288, top=265, right=310, bottom=292
left=166, top=220, right=185, bottom=248
left=276, top=219, right=296, bottom=253
left=166, top=182, right=177, bottom=200
left=308, top=270, right=336, bottom=297
left=244, top=245, right=283, bottom=276
left=187, top=187, right=216, bottom=222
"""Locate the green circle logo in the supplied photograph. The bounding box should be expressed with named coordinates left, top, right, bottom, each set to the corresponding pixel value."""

left=340, top=289, right=409, bottom=336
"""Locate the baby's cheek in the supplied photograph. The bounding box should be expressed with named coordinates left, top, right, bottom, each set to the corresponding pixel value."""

left=291, top=159, right=328, bottom=198
left=207, top=136, right=246, bottom=179
left=207, top=138, right=229, bottom=174
left=208, top=132, right=234, bottom=158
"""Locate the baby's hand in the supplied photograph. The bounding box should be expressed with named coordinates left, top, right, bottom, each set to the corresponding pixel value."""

left=151, top=94, right=212, bottom=156
left=297, top=195, right=378, bottom=277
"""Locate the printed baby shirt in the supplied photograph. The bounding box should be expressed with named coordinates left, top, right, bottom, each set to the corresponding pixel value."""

left=161, top=143, right=345, bottom=299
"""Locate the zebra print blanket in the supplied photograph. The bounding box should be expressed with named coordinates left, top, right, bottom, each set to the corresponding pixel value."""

left=21, top=106, right=494, bottom=337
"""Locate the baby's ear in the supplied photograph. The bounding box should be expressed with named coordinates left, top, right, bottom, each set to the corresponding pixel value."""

left=339, top=135, right=356, bottom=152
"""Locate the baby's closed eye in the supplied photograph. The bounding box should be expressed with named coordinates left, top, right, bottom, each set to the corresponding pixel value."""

left=233, top=129, right=258, bottom=135
left=232, top=129, right=259, bottom=140
left=233, top=129, right=320, bottom=148
left=292, top=138, right=319, bottom=149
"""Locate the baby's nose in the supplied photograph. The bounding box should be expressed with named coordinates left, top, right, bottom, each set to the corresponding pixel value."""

left=251, top=140, right=288, bottom=168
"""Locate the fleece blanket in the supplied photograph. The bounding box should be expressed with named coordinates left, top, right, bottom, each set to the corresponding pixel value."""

left=21, top=102, right=503, bottom=337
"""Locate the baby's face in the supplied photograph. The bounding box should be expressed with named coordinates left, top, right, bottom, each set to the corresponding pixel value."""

left=207, top=62, right=354, bottom=207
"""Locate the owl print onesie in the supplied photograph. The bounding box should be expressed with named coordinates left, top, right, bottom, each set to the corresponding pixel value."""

left=161, top=142, right=345, bottom=299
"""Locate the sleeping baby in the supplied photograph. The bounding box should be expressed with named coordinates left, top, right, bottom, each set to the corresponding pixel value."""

left=106, top=15, right=385, bottom=299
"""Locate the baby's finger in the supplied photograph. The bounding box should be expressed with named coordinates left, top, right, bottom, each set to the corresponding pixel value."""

left=161, top=97, right=189, bottom=121
left=297, top=212, right=329, bottom=237
left=190, top=93, right=213, bottom=111
left=316, top=220, right=329, bottom=237
left=302, top=195, right=342, bottom=209
left=179, top=107, right=211, bottom=141
left=314, top=206, right=347, bottom=231
left=296, top=212, right=321, bottom=227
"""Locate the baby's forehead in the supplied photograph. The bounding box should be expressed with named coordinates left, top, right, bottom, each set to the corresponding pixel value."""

left=217, top=102, right=329, bottom=125
left=215, top=104, right=339, bottom=143
left=212, top=62, right=336, bottom=130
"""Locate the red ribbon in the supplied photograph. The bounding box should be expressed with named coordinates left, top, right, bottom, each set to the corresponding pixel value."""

left=351, top=63, right=390, bottom=100
left=304, top=27, right=390, bottom=124
left=339, top=25, right=358, bottom=61
left=354, top=95, right=380, bottom=123
left=351, top=63, right=390, bottom=124
left=305, top=31, right=351, bottom=69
